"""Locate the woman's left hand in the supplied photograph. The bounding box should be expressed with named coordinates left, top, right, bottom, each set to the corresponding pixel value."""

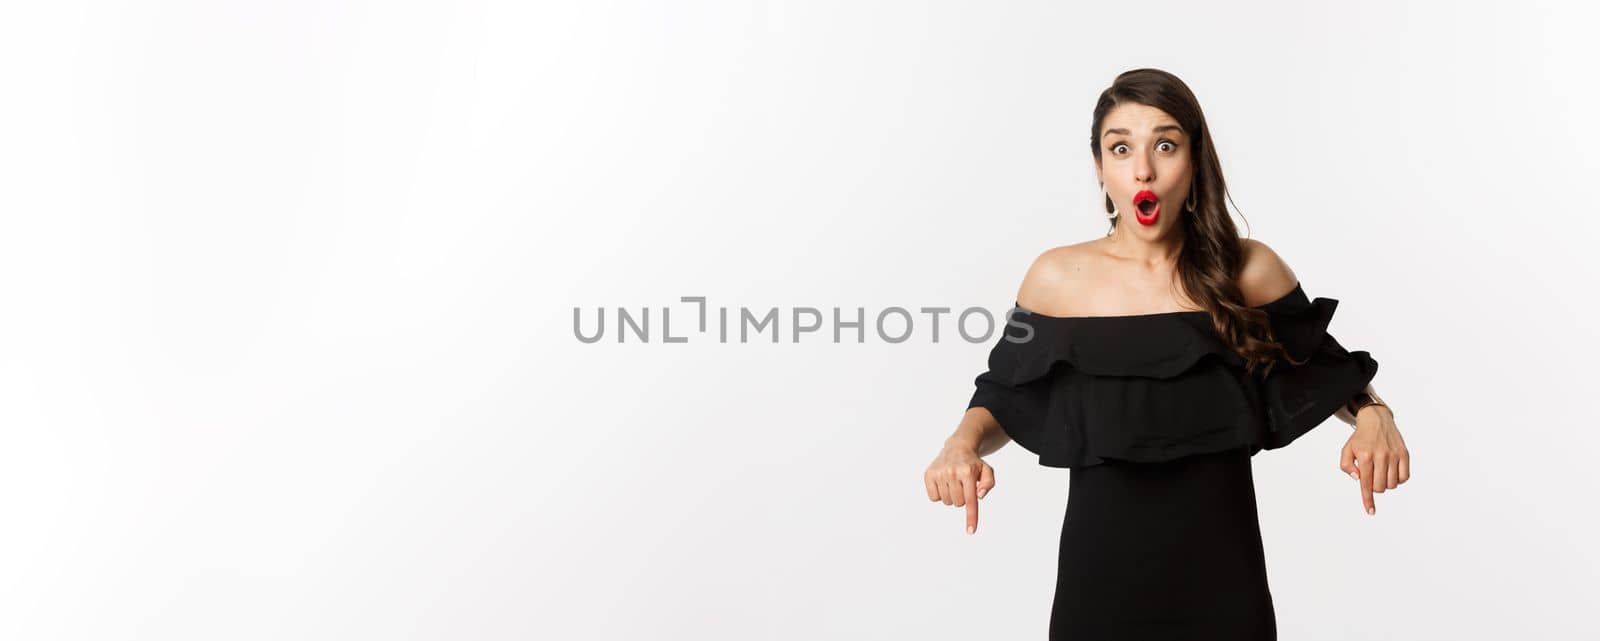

left=1339, top=406, right=1409, bottom=515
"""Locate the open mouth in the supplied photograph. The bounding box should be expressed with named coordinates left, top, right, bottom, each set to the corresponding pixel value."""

left=1133, top=190, right=1160, bottom=221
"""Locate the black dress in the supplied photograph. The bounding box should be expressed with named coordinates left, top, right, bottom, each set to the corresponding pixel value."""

left=967, top=281, right=1378, bottom=640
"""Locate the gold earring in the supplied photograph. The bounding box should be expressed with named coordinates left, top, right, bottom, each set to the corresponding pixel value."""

left=1185, top=188, right=1197, bottom=212
left=1103, top=184, right=1119, bottom=219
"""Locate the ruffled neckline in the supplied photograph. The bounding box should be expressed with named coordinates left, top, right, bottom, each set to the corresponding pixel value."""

left=987, top=282, right=1332, bottom=382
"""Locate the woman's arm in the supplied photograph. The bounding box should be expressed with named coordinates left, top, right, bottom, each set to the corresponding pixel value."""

left=1235, top=240, right=1391, bottom=431
left=947, top=244, right=1078, bottom=457
left=945, top=407, right=1011, bottom=458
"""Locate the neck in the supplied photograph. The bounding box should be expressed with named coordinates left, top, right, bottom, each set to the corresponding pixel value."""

left=1105, top=222, right=1185, bottom=268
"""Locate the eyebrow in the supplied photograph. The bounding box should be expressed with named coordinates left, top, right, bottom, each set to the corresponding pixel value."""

left=1103, top=125, right=1185, bottom=137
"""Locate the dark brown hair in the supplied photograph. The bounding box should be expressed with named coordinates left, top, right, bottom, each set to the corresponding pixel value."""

left=1088, top=68, right=1301, bottom=377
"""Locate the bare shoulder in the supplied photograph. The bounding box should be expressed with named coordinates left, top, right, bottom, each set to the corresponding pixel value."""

left=1015, top=241, right=1097, bottom=316
left=1237, top=238, right=1299, bottom=306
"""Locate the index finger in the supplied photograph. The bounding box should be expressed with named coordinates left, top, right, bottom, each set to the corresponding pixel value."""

left=964, top=477, right=979, bottom=535
left=1358, top=455, right=1376, bottom=515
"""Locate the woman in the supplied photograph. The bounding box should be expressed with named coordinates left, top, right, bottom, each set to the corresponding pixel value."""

left=922, top=68, right=1411, bottom=639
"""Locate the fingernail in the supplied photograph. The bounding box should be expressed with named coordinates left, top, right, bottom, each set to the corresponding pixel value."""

left=1367, top=507, right=1374, bottom=515
left=967, top=525, right=975, bottom=535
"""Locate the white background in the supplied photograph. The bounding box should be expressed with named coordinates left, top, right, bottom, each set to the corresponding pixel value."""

left=3, top=1, right=1597, bottom=639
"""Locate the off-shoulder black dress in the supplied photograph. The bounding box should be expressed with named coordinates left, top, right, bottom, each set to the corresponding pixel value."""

left=967, top=281, right=1378, bottom=640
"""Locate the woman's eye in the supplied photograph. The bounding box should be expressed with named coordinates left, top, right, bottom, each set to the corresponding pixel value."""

left=1109, top=141, right=1177, bottom=154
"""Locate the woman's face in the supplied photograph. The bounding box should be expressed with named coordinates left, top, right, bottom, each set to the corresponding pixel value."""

left=1095, top=103, right=1193, bottom=232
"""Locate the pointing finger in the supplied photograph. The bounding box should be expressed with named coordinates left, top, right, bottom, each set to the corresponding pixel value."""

left=964, top=477, right=979, bottom=535
left=1358, top=454, right=1375, bottom=515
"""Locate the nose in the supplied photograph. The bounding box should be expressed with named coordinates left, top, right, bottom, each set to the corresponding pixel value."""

left=1134, top=153, right=1155, bottom=184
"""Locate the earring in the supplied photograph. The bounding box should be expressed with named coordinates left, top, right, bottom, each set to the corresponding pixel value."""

left=1185, top=188, right=1197, bottom=212
left=1102, top=184, right=1119, bottom=219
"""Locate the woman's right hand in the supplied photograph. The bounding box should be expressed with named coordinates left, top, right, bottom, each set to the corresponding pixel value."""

left=924, top=443, right=996, bottom=535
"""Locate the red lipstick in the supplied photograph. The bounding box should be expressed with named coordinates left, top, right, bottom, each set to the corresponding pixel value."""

left=1132, top=189, right=1160, bottom=225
